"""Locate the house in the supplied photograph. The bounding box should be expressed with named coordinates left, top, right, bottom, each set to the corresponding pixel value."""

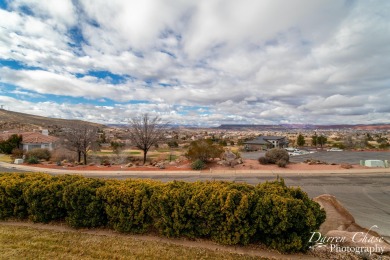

left=243, top=136, right=288, bottom=151
left=0, top=130, right=59, bottom=151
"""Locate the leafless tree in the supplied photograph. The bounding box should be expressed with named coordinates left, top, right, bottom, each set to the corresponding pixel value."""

left=61, top=124, right=99, bottom=164
left=128, top=114, right=167, bottom=164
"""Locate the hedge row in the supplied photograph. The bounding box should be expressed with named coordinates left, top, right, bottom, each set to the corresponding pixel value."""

left=0, top=173, right=326, bottom=252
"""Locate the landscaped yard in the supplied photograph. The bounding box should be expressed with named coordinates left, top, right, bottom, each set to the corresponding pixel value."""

left=0, top=224, right=263, bottom=260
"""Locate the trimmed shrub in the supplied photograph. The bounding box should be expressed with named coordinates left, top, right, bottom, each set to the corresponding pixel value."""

left=23, top=175, right=83, bottom=223
left=97, top=179, right=158, bottom=233
left=258, top=156, right=270, bottom=165
left=276, top=159, right=288, bottom=168
left=0, top=173, right=48, bottom=219
left=0, top=173, right=326, bottom=253
left=198, top=182, right=256, bottom=245
left=26, top=148, right=51, bottom=161
left=250, top=180, right=326, bottom=252
left=191, top=159, right=205, bottom=170
left=63, top=178, right=107, bottom=228
left=259, top=148, right=290, bottom=167
left=27, top=156, right=39, bottom=164
left=151, top=181, right=197, bottom=238
left=265, top=148, right=289, bottom=164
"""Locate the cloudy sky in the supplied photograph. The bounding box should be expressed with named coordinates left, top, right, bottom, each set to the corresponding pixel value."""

left=0, top=0, right=389, bottom=126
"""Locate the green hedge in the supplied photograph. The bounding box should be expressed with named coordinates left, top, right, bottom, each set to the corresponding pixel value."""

left=63, top=177, right=107, bottom=228
left=97, top=179, right=157, bottom=233
left=0, top=173, right=325, bottom=252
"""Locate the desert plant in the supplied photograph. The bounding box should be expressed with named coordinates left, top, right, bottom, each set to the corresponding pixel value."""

left=258, top=156, right=270, bottom=165
left=167, top=140, right=179, bottom=148
left=276, top=159, right=287, bottom=168
left=186, top=139, right=224, bottom=163
left=265, top=148, right=289, bottom=164
left=26, top=148, right=51, bottom=161
left=27, top=156, right=39, bottom=164
left=11, top=148, right=24, bottom=159
left=111, top=141, right=125, bottom=155
left=51, top=148, right=77, bottom=163
left=191, top=159, right=205, bottom=170
left=232, top=150, right=241, bottom=158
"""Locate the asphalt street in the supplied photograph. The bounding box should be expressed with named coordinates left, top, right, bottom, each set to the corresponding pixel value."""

left=242, top=151, right=390, bottom=164
left=1, top=166, right=389, bottom=241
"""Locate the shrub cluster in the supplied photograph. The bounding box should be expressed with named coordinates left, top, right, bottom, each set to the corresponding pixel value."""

left=51, top=148, right=77, bottom=163
left=191, top=159, right=205, bottom=170
left=259, top=148, right=290, bottom=167
left=11, top=148, right=24, bottom=159
left=0, top=173, right=325, bottom=253
left=26, top=148, right=51, bottom=161
left=0, top=134, right=22, bottom=154
left=26, top=157, right=39, bottom=164
left=186, top=139, right=224, bottom=162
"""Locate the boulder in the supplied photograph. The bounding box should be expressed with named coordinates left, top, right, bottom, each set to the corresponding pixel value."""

left=14, top=159, right=24, bottom=164
left=222, top=150, right=237, bottom=161
left=230, top=160, right=239, bottom=167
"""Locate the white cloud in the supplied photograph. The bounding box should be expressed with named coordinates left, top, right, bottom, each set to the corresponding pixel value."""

left=0, top=0, right=389, bottom=125
left=9, top=0, right=76, bottom=29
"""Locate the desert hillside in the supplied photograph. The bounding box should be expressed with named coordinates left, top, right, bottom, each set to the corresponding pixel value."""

left=0, top=109, right=106, bottom=132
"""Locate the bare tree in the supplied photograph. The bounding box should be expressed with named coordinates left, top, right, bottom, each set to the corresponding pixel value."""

left=61, top=124, right=99, bottom=164
left=128, top=114, right=167, bottom=164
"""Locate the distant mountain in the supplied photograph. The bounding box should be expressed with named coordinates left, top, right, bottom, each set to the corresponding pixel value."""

left=217, top=124, right=390, bottom=131
left=0, top=109, right=106, bottom=132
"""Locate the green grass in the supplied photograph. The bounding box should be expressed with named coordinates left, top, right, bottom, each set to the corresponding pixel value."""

left=0, top=225, right=264, bottom=260
left=125, top=151, right=142, bottom=155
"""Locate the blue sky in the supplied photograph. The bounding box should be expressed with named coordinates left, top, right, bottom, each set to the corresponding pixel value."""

left=0, top=0, right=389, bottom=126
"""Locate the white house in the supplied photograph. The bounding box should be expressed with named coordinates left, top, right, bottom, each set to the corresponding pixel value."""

left=0, top=130, right=59, bottom=151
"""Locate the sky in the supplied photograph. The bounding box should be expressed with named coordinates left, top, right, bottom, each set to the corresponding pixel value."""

left=0, top=0, right=389, bottom=126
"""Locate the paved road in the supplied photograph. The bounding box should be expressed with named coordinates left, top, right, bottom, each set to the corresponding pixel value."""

left=290, top=151, right=390, bottom=164
left=1, top=166, right=389, bottom=241
left=242, top=151, right=390, bottom=164
left=0, top=166, right=28, bottom=173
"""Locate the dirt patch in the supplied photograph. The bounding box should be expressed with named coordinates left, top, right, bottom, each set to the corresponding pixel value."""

left=25, top=160, right=192, bottom=171
left=24, top=159, right=368, bottom=172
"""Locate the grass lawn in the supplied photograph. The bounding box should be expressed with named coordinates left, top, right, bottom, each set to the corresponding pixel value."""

left=0, top=225, right=263, bottom=260
left=0, top=154, right=12, bottom=163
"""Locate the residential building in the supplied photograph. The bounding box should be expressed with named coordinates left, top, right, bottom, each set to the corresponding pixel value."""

left=243, top=136, right=288, bottom=151
left=0, top=130, right=59, bottom=151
